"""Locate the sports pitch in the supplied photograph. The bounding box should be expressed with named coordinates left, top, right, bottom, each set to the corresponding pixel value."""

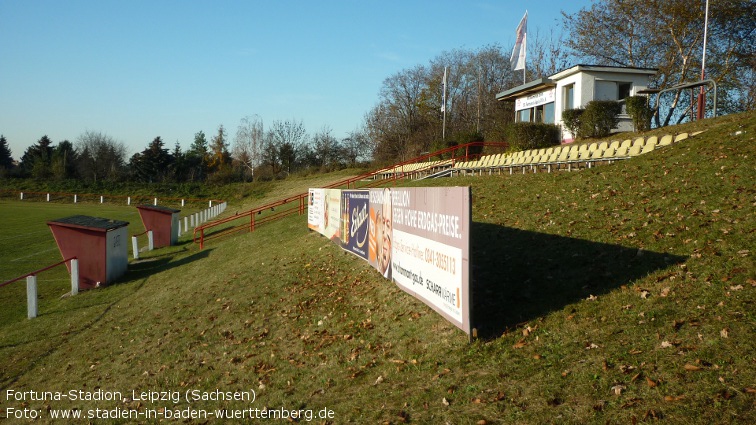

left=0, top=201, right=174, bottom=324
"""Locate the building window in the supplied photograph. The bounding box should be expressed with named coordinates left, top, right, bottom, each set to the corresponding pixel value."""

left=543, top=102, right=555, bottom=123
left=564, top=84, right=574, bottom=110
left=619, top=82, right=632, bottom=99
left=517, top=109, right=531, bottom=122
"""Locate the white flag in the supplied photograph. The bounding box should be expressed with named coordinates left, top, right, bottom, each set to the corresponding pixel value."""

left=510, top=11, right=527, bottom=71
left=441, top=66, right=447, bottom=113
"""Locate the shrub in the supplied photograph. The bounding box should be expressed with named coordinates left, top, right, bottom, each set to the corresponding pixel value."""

left=505, top=122, right=561, bottom=151
left=625, top=95, right=652, bottom=132
left=562, top=108, right=586, bottom=140
left=582, top=100, right=622, bottom=138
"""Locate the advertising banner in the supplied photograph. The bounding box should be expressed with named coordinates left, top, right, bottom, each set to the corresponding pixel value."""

left=310, top=186, right=472, bottom=335
left=341, top=190, right=370, bottom=260
left=307, top=188, right=324, bottom=233
left=307, top=188, right=342, bottom=242
left=388, top=187, right=471, bottom=334
left=368, top=188, right=393, bottom=279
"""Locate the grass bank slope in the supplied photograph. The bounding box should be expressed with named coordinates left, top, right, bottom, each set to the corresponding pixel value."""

left=1, top=112, right=754, bottom=424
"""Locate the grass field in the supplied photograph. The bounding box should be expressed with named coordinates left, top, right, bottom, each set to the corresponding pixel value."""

left=0, top=112, right=754, bottom=424
left=0, top=201, right=208, bottom=324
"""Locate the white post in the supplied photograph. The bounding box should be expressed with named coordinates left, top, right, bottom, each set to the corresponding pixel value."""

left=47, top=193, right=50, bottom=202
left=209, top=200, right=213, bottom=208
left=70, top=258, right=79, bottom=295
left=74, top=194, right=78, bottom=203
left=20, top=192, right=24, bottom=200
left=190, top=214, right=195, bottom=227
left=100, top=195, right=104, bottom=204
left=27, top=275, right=38, bottom=319
left=154, top=197, right=158, bottom=206
left=184, top=216, right=188, bottom=233
left=148, top=231, right=154, bottom=251
left=127, top=196, right=131, bottom=206
left=132, top=236, right=140, bottom=260
left=181, top=199, right=185, bottom=207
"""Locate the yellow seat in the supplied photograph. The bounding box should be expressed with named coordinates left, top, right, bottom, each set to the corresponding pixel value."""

left=658, top=134, right=674, bottom=146
left=674, top=133, right=689, bottom=143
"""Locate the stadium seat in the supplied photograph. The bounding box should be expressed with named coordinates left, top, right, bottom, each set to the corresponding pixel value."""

left=658, top=134, right=674, bottom=146
left=620, top=139, right=632, bottom=149
left=674, top=133, right=689, bottom=143
left=615, top=145, right=630, bottom=158
left=641, top=138, right=658, bottom=154
left=628, top=145, right=643, bottom=157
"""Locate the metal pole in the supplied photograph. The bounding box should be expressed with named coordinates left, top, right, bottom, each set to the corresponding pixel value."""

left=697, top=0, right=710, bottom=120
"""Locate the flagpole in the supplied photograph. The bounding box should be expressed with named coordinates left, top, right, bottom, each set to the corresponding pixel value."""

left=697, top=0, right=709, bottom=120
left=442, top=66, right=448, bottom=141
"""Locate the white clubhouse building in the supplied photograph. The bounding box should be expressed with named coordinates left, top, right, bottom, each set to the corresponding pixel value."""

left=497, top=65, right=658, bottom=143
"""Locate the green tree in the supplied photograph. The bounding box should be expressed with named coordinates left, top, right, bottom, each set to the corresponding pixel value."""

left=20, top=135, right=54, bottom=178
left=0, top=135, right=14, bottom=174
left=130, top=137, right=174, bottom=182
left=170, top=141, right=188, bottom=182
left=51, top=140, right=78, bottom=180
left=186, top=131, right=209, bottom=182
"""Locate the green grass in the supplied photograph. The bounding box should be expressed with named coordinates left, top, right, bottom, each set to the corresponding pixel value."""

left=0, top=112, right=754, bottom=424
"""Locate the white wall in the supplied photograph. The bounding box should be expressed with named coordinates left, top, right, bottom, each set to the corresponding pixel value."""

left=554, top=70, right=654, bottom=142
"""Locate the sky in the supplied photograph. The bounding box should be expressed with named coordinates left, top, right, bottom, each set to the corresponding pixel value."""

left=0, top=0, right=591, bottom=160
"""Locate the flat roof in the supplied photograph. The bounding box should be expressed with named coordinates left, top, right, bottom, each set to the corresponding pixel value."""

left=136, top=204, right=181, bottom=214
left=550, top=64, right=658, bottom=80
left=48, top=215, right=130, bottom=231
left=497, top=64, right=659, bottom=102
left=496, top=77, right=555, bottom=101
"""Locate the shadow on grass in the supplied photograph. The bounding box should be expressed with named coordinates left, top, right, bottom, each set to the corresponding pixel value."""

left=124, top=248, right=214, bottom=282
left=471, top=222, right=686, bottom=339
left=0, top=248, right=215, bottom=389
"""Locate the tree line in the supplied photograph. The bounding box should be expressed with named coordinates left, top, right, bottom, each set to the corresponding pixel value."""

left=0, top=118, right=372, bottom=183
left=2, top=1, right=752, bottom=181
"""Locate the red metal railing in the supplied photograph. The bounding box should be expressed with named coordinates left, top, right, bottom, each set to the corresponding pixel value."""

left=193, top=142, right=507, bottom=249
left=0, top=257, right=77, bottom=288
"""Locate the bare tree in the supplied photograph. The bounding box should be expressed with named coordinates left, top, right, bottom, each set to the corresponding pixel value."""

left=311, top=126, right=341, bottom=170
left=562, top=0, right=755, bottom=125
left=76, top=131, right=127, bottom=183
left=341, top=127, right=371, bottom=167
left=233, top=115, right=264, bottom=178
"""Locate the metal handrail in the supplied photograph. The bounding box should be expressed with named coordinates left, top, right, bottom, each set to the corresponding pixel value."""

left=0, top=256, right=77, bottom=288
left=192, top=142, right=508, bottom=248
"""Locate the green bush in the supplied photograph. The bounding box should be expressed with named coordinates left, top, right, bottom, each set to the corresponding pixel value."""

left=505, top=122, right=561, bottom=151
left=562, top=108, right=586, bottom=140
left=625, top=95, right=652, bottom=132
left=582, top=100, right=622, bottom=138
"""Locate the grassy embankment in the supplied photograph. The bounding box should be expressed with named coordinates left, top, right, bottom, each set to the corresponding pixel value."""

left=0, top=112, right=754, bottom=424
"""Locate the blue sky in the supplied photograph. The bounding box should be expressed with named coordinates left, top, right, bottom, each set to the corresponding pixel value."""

left=0, top=0, right=590, bottom=159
